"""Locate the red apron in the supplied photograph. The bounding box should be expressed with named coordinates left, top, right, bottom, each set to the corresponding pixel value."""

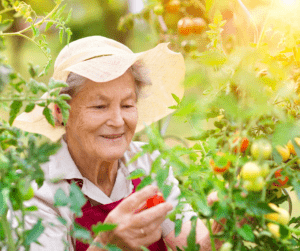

left=74, top=178, right=168, bottom=250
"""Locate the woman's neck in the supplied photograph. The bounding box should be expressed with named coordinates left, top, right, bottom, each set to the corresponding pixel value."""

left=67, top=143, right=119, bottom=197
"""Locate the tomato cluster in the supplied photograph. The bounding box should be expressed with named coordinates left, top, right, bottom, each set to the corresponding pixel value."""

left=177, top=17, right=206, bottom=36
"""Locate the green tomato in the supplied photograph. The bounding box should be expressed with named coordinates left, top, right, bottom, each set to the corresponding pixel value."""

left=251, top=139, right=272, bottom=160
left=241, top=162, right=261, bottom=181
left=220, top=242, right=233, bottom=251
left=243, top=176, right=264, bottom=192
left=260, top=163, right=270, bottom=178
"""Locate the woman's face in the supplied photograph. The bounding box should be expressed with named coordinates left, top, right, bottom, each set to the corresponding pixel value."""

left=65, top=70, right=138, bottom=161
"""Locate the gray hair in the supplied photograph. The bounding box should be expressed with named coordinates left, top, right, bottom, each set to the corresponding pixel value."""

left=60, top=62, right=151, bottom=100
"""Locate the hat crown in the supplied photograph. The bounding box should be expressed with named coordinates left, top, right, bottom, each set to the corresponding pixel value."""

left=54, top=36, right=133, bottom=69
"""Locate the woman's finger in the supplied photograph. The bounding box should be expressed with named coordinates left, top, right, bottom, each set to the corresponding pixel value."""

left=133, top=201, right=173, bottom=227
left=116, top=185, right=159, bottom=213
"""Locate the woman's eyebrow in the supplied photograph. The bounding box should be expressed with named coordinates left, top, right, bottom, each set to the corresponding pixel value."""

left=96, top=92, right=136, bottom=101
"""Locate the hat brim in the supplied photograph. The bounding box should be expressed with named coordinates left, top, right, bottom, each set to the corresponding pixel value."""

left=13, top=43, right=185, bottom=142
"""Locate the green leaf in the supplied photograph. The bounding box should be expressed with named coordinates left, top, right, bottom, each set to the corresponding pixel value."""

left=126, top=169, right=146, bottom=180
left=156, top=168, right=169, bottom=189
left=55, top=4, right=67, bottom=19
left=186, top=216, right=200, bottom=251
left=25, top=219, right=45, bottom=245
left=237, top=224, right=255, bottom=242
left=69, top=183, right=87, bottom=217
left=54, top=188, right=69, bottom=207
left=175, top=219, right=182, bottom=237
left=206, top=0, right=214, bottom=12
left=9, top=100, right=23, bottom=125
left=30, top=24, right=40, bottom=37
left=292, top=179, right=300, bottom=201
left=140, top=247, right=150, bottom=251
left=43, top=107, right=55, bottom=126
left=0, top=189, right=7, bottom=216
left=272, top=120, right=300, bottom=147
left=172, top=93, right=180, bottom=104
left=48, top=78, right=68, bottom=90
left=25, top=103, right=35, bottom=113
left=279, top=224, right=289, bottom=239
left=162, top=184, right=172, bottom=200
left=24, top=206, right=38, bottom=212
left=92, top=223, right=118, bottom=235
left=136, top=176, right=153, bottom=191
left=196, top=51, right=227, bottom=67
left=66, top=28, right=72, bottom=44
left=0, top=19, right=13, bottom=32
left=45, top=21, right=54, bottom=32
left=213, top=10, right=223, bottom=25
left=73, top=223, right=91, bottom=241
left=66, top=8, right=72, bottom=23
left=57, top=216, right=67, bottom=226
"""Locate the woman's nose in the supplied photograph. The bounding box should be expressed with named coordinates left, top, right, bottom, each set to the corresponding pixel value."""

left=106, top=108, right=125, bottom=127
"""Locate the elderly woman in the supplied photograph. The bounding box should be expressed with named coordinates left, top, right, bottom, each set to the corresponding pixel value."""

left=14, top=36, right=222, bottom=251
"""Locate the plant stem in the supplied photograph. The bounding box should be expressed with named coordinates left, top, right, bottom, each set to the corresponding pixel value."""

left=2, top=2, right=61, bottom=36
left=206, top=219, right=217, bottom=251
left=2, top=209, right=16, bottom=251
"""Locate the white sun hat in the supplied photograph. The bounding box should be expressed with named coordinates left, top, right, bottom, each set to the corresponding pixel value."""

left=13, top=36, right=185, bottom=141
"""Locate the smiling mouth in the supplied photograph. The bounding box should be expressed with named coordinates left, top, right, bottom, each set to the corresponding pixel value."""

left=101, top=134, right=124, bottom=139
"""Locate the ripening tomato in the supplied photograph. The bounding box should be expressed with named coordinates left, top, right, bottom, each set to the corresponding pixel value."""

left=287, top=140, right=296, bottom=155
left=209, top=152, right=231, bottom=174
left=251, top=139, right=272, bottom=160
left=276, top=145, right=290, bottom=162
left=192, top=17, right=206, bottom=34
left=178, top=17, right=194, bottom=36
left=265, top=203, right=290, bottom=225
left=233, top=137, right=249, bottom=153
left=165, top=0, right=180, bottom=14
left=267, top=223, right=280, bottom=238
left=273, top=169, right=289, bottom=187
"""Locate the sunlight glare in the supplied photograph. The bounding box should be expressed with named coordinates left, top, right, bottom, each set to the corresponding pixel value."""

left=281, top=0, right=297, bottom=5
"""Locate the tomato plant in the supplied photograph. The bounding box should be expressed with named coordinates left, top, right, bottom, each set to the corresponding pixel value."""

left=125, top=1, right=300, bottom=249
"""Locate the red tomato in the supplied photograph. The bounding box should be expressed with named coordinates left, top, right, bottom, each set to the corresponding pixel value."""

left=178, top=17, right=194, bottom=36
left=192, top=17, right=206, bottom=34
left=273, top=169, right=289, bottom=187
left=146, top=192, right=165, bottom=208
left=136, top=192, right=165, bottom=213
left=165, top=0, right=180, bottom=14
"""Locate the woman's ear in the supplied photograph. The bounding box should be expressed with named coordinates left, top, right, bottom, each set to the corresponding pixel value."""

left=53, top=104, right=64, bottom=126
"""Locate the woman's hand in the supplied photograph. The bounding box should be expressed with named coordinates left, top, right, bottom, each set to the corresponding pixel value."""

left=93, top=185, right=173, bottom=251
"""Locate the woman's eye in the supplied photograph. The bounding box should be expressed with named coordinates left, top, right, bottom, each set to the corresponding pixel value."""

left=94, top=105, right=106, bottom=109
left=123, top=105, right=134, bottom=108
